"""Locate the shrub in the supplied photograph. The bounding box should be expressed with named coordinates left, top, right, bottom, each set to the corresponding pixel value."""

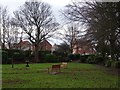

left=67, top=54, right=80, bottom=61
left=114, top=61, right=120, bottom=68
left=13, top=51, right=25, bottom=63
left=1, top=50, right=8, bottom=64
left=105, top=60, right=113, bottom=67
left=80, top=55, right=90, bottom=63
left=45, top=54, right=59, bottom=63
left=86, top=55, right=95, bottom=64
left=94, top=55, right=105, bottom=64
left=24, top=50, right=32, bottom=60
left=7, top=49, right=20, bottom=58
left=51, top=51, right=69, bottom=62
left=38, top=51, right=51, bottom=63
left=74, top=54, right=80, bottom=60
left=68, top=54, right=75, bottom=61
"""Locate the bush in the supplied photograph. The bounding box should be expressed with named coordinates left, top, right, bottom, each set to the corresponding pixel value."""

left=94, top=55, right=103, bottom=63
left=1, top=50, right=8, bottom=64
left=86, top=55, right=95, bottom=64
left=45, top=54, right=59, bottom=63
left=24, top=50, right=32, bottom=61
left=105, top=60, right=120, bottom=68
left=67, top=54, right=80, bottom=61
left=38, top=51, right=51, bottom=63
left=74, top=54, right=80, bottom=60
left=13, top=51, right=25, bottom=63
left=53, top=51, right=68, bottom=61
left=114, top=61, right=120, bottom=68
left=105, top=60, right=113, bottom=67
left=80, top=55, right=90, bottom=63
left=68, top=54, right=75, bottom=61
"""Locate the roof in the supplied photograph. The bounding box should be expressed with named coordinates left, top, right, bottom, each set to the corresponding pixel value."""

left=18, top=40, right=31, bottom=45
left=40, top=40, right=52, bottom=47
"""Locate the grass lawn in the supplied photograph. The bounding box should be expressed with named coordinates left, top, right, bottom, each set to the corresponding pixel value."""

left=2, top=62, right=119, bottom=88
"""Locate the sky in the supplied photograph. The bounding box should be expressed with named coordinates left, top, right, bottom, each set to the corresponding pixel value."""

left=0, top=0, right=74, bottom=45
left=0, top=0, right=72, bottom=21
left=1, top=0, right=118, bottom=45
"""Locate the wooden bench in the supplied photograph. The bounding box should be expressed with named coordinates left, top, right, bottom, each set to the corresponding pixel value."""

left=60, top=62, right=68, bottom=68
left=48, top=64, right=61, bottom=74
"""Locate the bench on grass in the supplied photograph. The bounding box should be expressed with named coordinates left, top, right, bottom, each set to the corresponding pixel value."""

left=60, top=62, right=68, bottom=68
left=48, top=64, right=61, bottom=74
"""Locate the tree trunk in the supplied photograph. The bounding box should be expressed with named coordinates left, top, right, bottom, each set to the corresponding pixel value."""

left=8, top=42, right=11, bottom=49
left=2, top=43, right=5, bottom=49
left=34, top=45, right=39, bottom=63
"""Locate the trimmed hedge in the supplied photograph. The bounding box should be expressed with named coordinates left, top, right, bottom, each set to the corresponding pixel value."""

left=1, top=50, right=8, bottom=64
left=1, top=49, right=33, bottom=64
left=45, top=54, right=59, bottom=63
left=80, top=55, right=90, bottom=63
left=68, top=54, right=75, bottom=61
left=68, top=54, right=80, bottom=61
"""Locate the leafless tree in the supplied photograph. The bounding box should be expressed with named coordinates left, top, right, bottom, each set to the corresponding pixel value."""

left=0, top=6, right=17, bottom=49
left=12, top=1, right=59, bottom=62
left=58, top=23, right=83, bottom=53
left=62, top=1, right=120, bottom=60
left=0, top=6, right=10, bottom=49
left=8, top=23, right=20, bottom=49
left=0, top=6, right=2, bottom=49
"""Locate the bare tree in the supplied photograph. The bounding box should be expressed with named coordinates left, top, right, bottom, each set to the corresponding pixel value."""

left=12, top=1, right=59, bottom=62
left=58, top=23, right=83, bottom=53
left=8, top=23, right=20, bottom=49
left=0, top=6, right=10, bottom=49
left=0, top=6, right=2, bottom=49
left=62, top=1, right=120, bottom=60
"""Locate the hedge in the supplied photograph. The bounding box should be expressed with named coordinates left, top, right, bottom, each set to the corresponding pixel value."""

left=45, top=54, right=59, bottom=63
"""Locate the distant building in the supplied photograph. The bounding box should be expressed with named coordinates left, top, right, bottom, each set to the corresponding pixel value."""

left=51, top=44, right=59, bottom=53
left=72, top=39, right=96, bottom=55
left=12, top=40, right=52, bottom=51
left=11, top=40, right=31, bottom=51
left=32, top=40, right=52, bottom=51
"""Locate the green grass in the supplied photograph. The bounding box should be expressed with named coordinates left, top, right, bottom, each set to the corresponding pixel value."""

left=2, top=63, right=119, bottom=88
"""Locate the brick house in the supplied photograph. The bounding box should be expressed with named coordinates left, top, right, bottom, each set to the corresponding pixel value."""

left=39, top=40, right=52, bottom=51
left=72, top=39, right=96, bottom=55
left=12, top=40, right=32, bottom=51
left=32, top=40, right=52, bottom=51
left=12, top=40, right=52, bottom=51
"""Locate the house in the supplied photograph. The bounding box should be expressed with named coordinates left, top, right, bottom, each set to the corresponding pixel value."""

left=12, top=40, right=32, bottom=51
left=72, top=39, right=96, bottom=55
left=51, top=44, right=59, bottom=53
left=39, top=40, right=52, bottom=51
left=13, top=40, right=52, bottom=51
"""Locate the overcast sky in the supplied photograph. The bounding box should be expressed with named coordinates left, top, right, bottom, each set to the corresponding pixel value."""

left=1, top=0, right=117, bottom=45
left=0, top=0, right=74, bottom=45
left=0, top=0, right=73, bottom=22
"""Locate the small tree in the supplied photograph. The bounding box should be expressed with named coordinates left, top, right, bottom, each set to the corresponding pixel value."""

left=58, top=23, right=82, bottom=53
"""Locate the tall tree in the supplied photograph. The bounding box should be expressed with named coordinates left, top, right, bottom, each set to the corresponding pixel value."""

left=0, top=6, right=10, bottom=49
left=62, top=1, right=120, bottom=60
left=0, top=6, right=2, bottom=49
left=12, top=1, right=59, bottom=62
